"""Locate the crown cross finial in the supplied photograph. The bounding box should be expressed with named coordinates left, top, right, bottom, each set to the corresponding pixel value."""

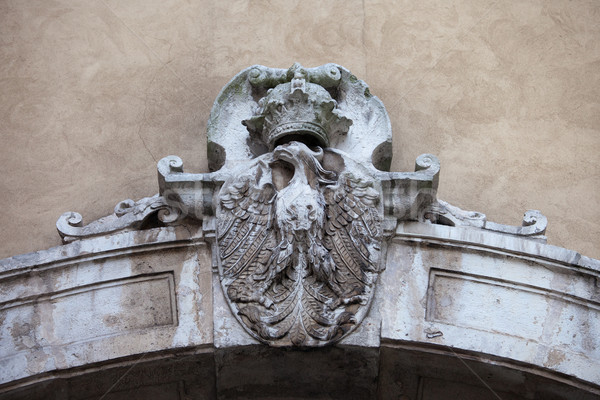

left=291, top=71, right=306, bottom=92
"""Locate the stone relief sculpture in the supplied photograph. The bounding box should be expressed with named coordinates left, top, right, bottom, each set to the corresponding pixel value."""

left=217, top=142, right=383, bottom=346
left=216, top=68, right=385, bottom=345
left=56, top=63, right=548, bottom=346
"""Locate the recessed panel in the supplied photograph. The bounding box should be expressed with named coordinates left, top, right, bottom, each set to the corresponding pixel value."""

left=0, top=273, right=176, bottom=358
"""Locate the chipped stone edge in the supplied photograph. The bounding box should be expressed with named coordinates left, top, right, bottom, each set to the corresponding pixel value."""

left=394, top=221, right=600, bottom=277
left=0, top=225, right=205, bottom=281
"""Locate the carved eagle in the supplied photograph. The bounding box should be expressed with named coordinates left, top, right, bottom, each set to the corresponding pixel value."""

left=216, top=141, right=382, bottom=346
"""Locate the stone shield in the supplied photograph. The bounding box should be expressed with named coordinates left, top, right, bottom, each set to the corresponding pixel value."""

left=215, top=142, right=384, bottom=347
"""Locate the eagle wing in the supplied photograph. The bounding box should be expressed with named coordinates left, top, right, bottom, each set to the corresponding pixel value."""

left=217, top=160, right=278, bottom=307
left=322, top=173, right=383, bottom=305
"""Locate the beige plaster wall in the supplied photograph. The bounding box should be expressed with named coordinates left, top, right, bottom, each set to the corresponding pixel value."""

left=1, top=0, right=598, bottom=259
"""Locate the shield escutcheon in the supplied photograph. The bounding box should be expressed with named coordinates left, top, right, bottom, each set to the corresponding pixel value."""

left=215, top=142, right=384, bottom=347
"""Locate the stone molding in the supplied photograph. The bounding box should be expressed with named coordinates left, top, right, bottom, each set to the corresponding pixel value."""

left=1, top=223, right=599, bottom=395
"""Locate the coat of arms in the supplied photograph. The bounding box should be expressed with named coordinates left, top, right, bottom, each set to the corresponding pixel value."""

left=215, top=67, right=384, bottom=346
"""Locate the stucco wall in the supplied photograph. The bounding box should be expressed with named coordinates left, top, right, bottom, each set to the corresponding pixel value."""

left=1, top=0, right=598, bottom=259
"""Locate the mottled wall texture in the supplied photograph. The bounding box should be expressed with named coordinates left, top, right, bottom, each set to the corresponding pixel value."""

left=1, top=0, right=598, bottom=259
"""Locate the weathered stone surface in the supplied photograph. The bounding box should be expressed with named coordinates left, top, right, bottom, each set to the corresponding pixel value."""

left=0, top=226, right=213, bottom=386
left=207, top=63, right=392, bottom=172
left=1, top=60, right=599, bottom=399
left=1, top=222, right=599, bottom=398
left=380, top=222, right=600, bottom=385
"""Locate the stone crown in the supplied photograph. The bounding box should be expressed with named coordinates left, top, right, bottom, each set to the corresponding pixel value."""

left=243, top=71, right=352, bottom=150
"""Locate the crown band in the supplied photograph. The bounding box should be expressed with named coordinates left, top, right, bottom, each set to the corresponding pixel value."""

left=267, top=121, right=329, bottom=148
